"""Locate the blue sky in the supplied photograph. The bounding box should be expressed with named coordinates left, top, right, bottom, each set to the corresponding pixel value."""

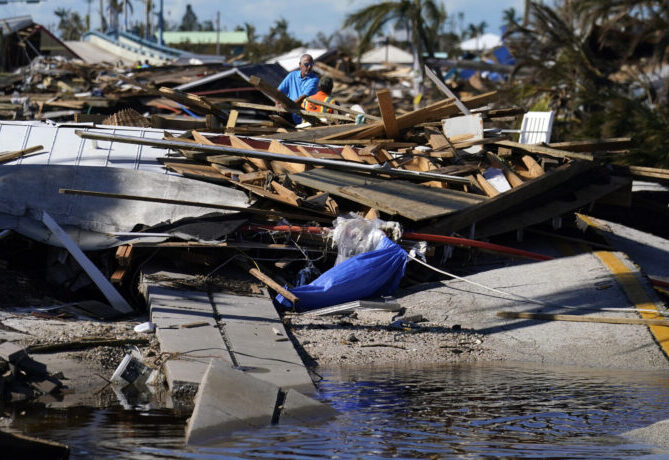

left=2, top=0, right=524, bottom=42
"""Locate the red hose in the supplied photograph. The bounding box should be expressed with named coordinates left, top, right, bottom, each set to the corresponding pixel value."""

left=402, top=232, right=554, bottom=261
left=241, top=225, right=553, bottom=261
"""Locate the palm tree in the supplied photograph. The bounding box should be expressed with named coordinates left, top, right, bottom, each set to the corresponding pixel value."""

left=344, top=0, right=443, bottom=105
left=55, top=8, right=87, bottom=40
left=143, top=0, right=153, bottom=40
left=122, top=0, right=133, bottom=32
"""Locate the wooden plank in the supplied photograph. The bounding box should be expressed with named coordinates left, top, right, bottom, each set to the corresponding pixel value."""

left=268, top=140, right=307, bottom=173
left=497, top=311, right=669, bottom=327
left=322, top=91, right=497, bottom=141
left=0, top=145, right=43, bottom=164
left=376, top=89, right=400, bottom=139
left=486, top=152, right=523, bottom=187
left=270, top=181, right=301, bottom=206
left=40, top=211, right=133, bottom=314
left=289, top=168, right=484, bottom=221
left=475, top=173, right=499, bottom=197
left=521, top=155, right=545, bottom=177
left=626, top=165, right=669, bottom=184
left=422, top=161, right=594, bottom=235
left=340, top=145, right=364, bottom=163
left=225, top=110, right=239, bottom=132
left=59, top=187, right=332, bottom=223
left=159, top=86, right=227, bottom=120
left=548, top=137, right=632, bottom=152
left=228, top=135, right=270, bottom=170
left=495, top=140, right=594, bottom=161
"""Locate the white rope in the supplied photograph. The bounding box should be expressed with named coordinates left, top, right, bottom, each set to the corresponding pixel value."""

left=407, top=253, right=669, bottom=317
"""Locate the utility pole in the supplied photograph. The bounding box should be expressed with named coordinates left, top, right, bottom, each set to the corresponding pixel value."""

left=216, top=11, right=220, bottom=55
left=157, top=0, right=164, bottom=45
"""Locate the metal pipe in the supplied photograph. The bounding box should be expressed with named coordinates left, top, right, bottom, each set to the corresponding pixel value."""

left=75, top=130, right=472, bottom=185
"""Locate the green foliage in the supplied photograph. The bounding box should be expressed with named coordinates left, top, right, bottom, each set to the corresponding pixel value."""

left=503, top=0, right=669, bottom=167
left=55, top=8, right=87, bottom=40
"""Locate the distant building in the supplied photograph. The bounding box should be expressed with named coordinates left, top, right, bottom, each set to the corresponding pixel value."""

left=160, top=31, right=247, bottom=57
left=0, top=16, right=80, bottom=71
left=360, top=44, right=413, bottom=65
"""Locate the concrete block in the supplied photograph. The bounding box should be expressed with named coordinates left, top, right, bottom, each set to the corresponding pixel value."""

left=186, top=359, right=280, bottom=445
left=281, top=388, right=338, bottom=425
left=0, top=341, right=28, bottom=363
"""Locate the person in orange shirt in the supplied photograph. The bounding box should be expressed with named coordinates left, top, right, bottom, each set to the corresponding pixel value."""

left=301, top=76, right=338, bottom=113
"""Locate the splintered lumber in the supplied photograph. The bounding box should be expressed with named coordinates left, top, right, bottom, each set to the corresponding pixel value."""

left=40, top=211, right=133, bottom=314
left=322, top=91, right=498, bottom=141
left=494, top=140, right=594, bottom=161
left=376, top=89, right=400, bottom=139
left=474, top=173, right=500, bottom=197
left=58, top=188, right=333, bottom=223
left=486, top=152, right=523, bottom=187
left=159, top=87, right=228, bottom=120
left=422, top=160, right=595, bottom=235
left=28, top=338, right=149, bottom=353
left=520, top=155, right=545, bottom=178
left=247, top=75, right=324, bottom=125
left=497, top=311, right=669, bottom=327
left=76, top=130, right=472, bottom=184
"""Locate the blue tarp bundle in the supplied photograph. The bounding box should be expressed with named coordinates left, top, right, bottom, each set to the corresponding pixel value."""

left=275, top=236, right=407, bottom=312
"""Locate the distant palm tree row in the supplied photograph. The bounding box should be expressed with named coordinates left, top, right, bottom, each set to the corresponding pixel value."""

left=55, top=0, right=155, bottom=41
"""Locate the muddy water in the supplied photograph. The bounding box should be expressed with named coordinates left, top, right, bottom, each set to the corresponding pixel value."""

left=9, top=363, right=669, bottom=458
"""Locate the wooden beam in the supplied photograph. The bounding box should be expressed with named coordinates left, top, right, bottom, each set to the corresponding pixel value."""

left=497, top=311, right=669, bottom=327
left=494, top=140, right=594, bottom=161
left=58, top=188, right=332, bottom=223
left=520, top=155, right=545, bottom=178
left=225, top=109, right=239, bottom=132
left=0, top=145, right=43, bottom=164
left=376, top=89, right=400, bottom=139
left=40, top=211, right=133, bottom=314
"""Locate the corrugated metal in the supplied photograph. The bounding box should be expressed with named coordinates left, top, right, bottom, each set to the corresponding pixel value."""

left=1, top=121, right=179, bottom=175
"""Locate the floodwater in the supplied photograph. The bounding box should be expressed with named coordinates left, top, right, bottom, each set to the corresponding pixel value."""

left=9, top=363, right=669, bottom=458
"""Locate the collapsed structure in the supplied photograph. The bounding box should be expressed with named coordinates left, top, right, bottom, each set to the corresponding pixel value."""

left=0, top=16, right=667, bottom=453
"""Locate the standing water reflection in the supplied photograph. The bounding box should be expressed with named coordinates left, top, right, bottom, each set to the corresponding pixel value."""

left=13, top=363, right=669, bottom=458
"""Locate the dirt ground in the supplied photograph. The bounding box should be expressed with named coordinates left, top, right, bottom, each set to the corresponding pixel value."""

left=285, top=289, right=497, bottom=368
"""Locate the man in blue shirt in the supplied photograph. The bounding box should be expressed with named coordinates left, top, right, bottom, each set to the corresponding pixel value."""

left=277, top=54, right=319, bottom=124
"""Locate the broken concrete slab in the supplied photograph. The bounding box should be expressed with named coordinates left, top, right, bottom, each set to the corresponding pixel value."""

left=141, top=270, right=314, bottom=398
left=0, top=341, right=28, bottom=363
left=186, top=359, right=279, bottom=445
left=212, top=292, right=315, bottom=394
left=280, top=388, right=338, bottom=425
left=399, top=251, right=669, bottom=369
left=576, top=213, right=669, bottom=285
left=186, top=359, right=336, bottom=445
left=621, top=418, right=669, bottom=451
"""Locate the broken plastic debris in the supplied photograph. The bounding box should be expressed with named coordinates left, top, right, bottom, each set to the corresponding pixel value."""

left=134, top=321, right=155, bottom=333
